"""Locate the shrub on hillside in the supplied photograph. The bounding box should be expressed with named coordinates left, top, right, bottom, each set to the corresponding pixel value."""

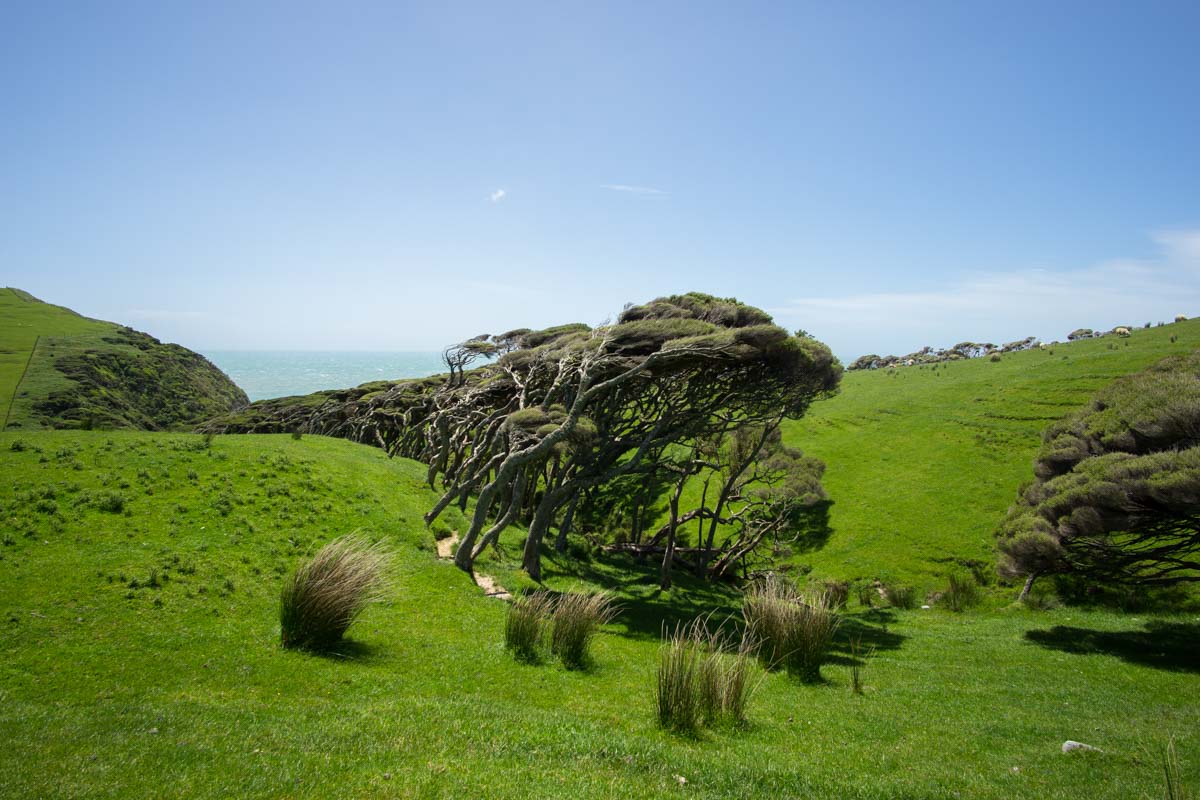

left=279, top=534, right=390, bottom=652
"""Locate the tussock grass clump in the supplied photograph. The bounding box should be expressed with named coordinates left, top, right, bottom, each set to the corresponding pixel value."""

left=550, top=592, right=616, bottom=669
left=821, top=579, right=850, bottom=610
left=882, top=582, right=918, bottom=609
left=279, top=534, right=391, bottom=652
left=656, top=618, right=756, bottom=733
left=743, top=574, right=841, bottom=682
left=656, top=626, right=701, bottom=733
left=943, top=571, right=981, bottom=611
left=697, top=627, right=755, bottom=726
left=505, top=591, right=552, bottom=662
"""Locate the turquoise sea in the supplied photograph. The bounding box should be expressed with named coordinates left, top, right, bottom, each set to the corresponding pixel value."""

left=204, top=351, right=447, bottom=402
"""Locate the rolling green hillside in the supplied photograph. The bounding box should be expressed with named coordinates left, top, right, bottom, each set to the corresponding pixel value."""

left=783, top=319, right=1200, bottom=589
left=0, top=288, right=248, bottom=431
left=0, top=431, right=1195, bottom=799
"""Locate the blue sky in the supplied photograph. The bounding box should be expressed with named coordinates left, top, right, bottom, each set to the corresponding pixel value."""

left=3, top=1, right=1198, bottom=360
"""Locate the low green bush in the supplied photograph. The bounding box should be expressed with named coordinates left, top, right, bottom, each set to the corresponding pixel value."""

left=656, top=626, right=700, bottom=733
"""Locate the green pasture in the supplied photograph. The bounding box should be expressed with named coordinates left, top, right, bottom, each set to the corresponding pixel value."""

left=780, top=319, right=1200, bottom=591
left=0, top=431, right=1195, bottom=799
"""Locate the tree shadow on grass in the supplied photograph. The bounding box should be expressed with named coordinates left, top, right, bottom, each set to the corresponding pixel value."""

left=539, top=549, right=908, bottom=659
left=791, top=500, right=834, bottom=554
left=1024, top=620, right=1200, bottom=674
left=825, top=609, right=908, bottom=666
left=540, top=549, right=745, bottom=641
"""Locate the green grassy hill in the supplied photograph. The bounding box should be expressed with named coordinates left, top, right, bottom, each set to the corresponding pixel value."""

left=1, top=430, right=1196, bottom=799
left=781, top=319, right=1200, bottom=591
left=0, top=288, right=248, bottom=431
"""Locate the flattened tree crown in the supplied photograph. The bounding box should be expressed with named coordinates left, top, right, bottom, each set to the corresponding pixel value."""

left=997, top=350, right=1200, bottom=587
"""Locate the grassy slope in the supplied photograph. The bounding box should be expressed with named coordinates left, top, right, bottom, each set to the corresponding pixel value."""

left=1, top=430, right=1197, bottom=799
left=0, top=287, right=247, bottom=431
left=782, top=319, right=1200, bottom=590
left=0, top=288, right=113, bottom=427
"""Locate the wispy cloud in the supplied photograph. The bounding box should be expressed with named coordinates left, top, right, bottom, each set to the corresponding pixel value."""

left=769, top=227, right=1200, bottom=359
left=600, top=184, right=667, bottom=195
left=128, top=309, right=208, bottom=321
left=489, top=189, right=507, bottom=203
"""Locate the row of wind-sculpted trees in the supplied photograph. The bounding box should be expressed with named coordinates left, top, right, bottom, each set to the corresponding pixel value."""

left=273, top=293, right=841, bottom=584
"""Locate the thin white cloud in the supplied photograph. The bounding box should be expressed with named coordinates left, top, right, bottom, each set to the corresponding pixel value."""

left=489, top=189, right=507, bottom=203
left=769, top=228, right=1200, bottom=359
left=128, top=309, right=208, bottom=321
left=600, top=184, right=667, bottom=195
left=1154, top=227, right=1200, bottom=263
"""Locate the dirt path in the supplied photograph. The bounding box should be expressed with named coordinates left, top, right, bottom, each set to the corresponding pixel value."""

left=435, top=532, right=458, bottom=559
left=435, top=532, right=512, bottom=600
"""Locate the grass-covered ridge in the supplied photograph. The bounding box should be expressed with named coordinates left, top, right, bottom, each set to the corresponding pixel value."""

left=0, top=288, right=247, bottom=431
left=0, top=430, right=1196, bottom=798
left=781, top=318, right=1200, bottom=590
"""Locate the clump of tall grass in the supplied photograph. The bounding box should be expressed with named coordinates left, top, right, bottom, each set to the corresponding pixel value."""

left=696, top=625, right=755, bottom=726
left=550, top=592, right=616, bottom=669
left=743, top=574, right=841, bottom=683
left=504, top=591, right=553, bottom=662
left=848, top=635, right=875, bottom=695
left=279, top=534, right=391, bottom=652
left=656, top=618, right=756, bottom=733
left=656, top=625, right=701, bottom=733
left=943, top=571, right=981, bottom=611
left=1161, top=735, right=1191, bottom=800
left=820, top=579, right=850, bottom=610
left=882, top=582, right=918, bottom=609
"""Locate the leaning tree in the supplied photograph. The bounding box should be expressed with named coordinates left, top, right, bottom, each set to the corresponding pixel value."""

left=200, top=293, right=841, bottom=582
left=365, top=293, right=839, bottom=580
left=996, top=350, right=1200, bottom=598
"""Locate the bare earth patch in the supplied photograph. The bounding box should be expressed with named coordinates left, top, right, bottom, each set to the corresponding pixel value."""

left=435, top=532, right=511, bottom=600
left=435, top=532, right=458, bottom=559
left=474, top=573, right=512, bottom=601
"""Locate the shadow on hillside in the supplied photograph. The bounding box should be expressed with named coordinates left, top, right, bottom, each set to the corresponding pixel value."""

left=1024, top=620, right=1200, bottom=674
left=539, top=550, right=907, bottom=658
left=826, top=609, right=908, bottom=665
left=791, top=500, right=834, bottom=554
left=544, top=552, right=746, bottom=641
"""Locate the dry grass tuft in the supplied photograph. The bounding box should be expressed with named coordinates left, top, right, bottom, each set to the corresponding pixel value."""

left=279, top=534, right=391, bottom=653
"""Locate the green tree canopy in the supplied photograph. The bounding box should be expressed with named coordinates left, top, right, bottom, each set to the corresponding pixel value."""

left=997, top=351, right=1200, bottom=592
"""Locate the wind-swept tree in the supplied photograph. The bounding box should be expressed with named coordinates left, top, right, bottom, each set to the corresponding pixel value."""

left=392, top=294, right=838, bottom=580
left=203, top=293, right=841, bottom=582
left=997, top=351, right=1200, bottom=598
